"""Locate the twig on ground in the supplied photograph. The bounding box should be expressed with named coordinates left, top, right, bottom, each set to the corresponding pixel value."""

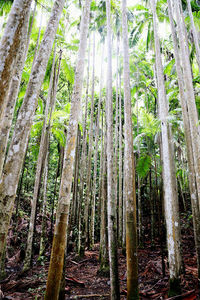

left=70, top=294, right=110, bottom=299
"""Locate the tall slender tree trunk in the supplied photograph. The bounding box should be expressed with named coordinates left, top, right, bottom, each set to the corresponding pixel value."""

left=175, top=0, right=200, bottom=210
left=151, top=0, right=182, bottom=294
left=168, top=0, right=200, bottom=280
left=0, top=0, right=32, bottom=124
left=97, top=107, right=104, bottom=233
left=118, top=69, right=123, bottom=247
left=84, top=31, right=95, bottom=248
left=77, top=38, right=91, bottom=255
left=136, top=95, right=142, bottom=247
left=45, top=0, right=91, bottom=298
left=0, top=0, right=66, bottom=267
left=23, top=46, right=58, bottom=270
left=149, top=168, right=155, bottom=247
left=39, top=137, right=49, bottom=259
left=106, top=0, right=120, bottom=298
left=40, top=49, right=62, bottom=255
left=122, top=0, right=139, bottom=298
left=79, top=36, right=90, bottom=204
left=71, top=128, right=80, bottom=229
left=15, top=146, right=28, bottom=221
left=0, top=2, right=36, bottom=176
left=99, top=118, right=109, bottom=272
left=50, top=147, right=61, bottom=242
left=186, top=0, right=200, bottom=71
left=114, top=34, right=119, bottom=238
left=122, top=160, right=126, bottom=254
left=78, top=130, right=88, bottom=256
left=90, top=43, right=104, bottom=249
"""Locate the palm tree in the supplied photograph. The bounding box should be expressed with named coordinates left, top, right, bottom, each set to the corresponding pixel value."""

left=23, top=45, right=57, bottom=271
left=105, top=0, right=120, bottom=298
left=44, top=0, right=91, bottom=298
left=90, top=42, right=104, bottom=250
left=77, top=36, right=91, bottom=256
left=167, top=0, right=200, bottom=281
left=186, top=0, right=200, bottom=71
left=83, top=31, right=95, bottom=249
left=175, top=0, right=200, bottom=210
left=0, top=0, right=66, bottom=268
left=118, top=65, right=123, bottom=247
left=0, top=1, right=36, bottom=176
left=151, top=0, right=182, bottom=295
left=99, top=108, right=109, bottom=272
left=122, top=0, right=139, bottom=298
left=0, top=0, right=32, bottom=124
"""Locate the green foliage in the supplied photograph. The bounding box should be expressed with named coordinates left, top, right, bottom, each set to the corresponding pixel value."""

left=164, top=58, right=175, bottom=76
left=62, top=59, right=75, bottom=84
left=51, top=110, right=69, bottom=146
left=0, top=0, right=13, bottom=16
left=136, top=155, right=151, bottom=178
left=138, top=109, right=160, bottom=137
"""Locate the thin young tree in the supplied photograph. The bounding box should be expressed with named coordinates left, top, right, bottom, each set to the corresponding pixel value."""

left=122, top=0, right=139, bottom=298
left=105, top=0, right=120, bottom=298
left=0, top=0, right=66, bottom=267
left=45, top=0, right=91, bottom=298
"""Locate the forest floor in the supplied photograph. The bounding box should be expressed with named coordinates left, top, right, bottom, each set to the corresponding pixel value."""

left=0, top=213, right=199, bottom=300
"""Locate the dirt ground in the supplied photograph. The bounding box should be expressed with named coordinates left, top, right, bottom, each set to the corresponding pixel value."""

left=0, top=214, right=199, bottom=299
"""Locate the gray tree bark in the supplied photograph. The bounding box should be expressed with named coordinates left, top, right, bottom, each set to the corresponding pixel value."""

left=114, top=34, right=119, bottom=233
left=106, top=0, right=120, bottom=298
left=77, top=37, right=91, bottom=255
left=84, top=31, right=95, bottom=248
left=23, top=45, right=57, bottom=271
left=175, top=0, right=200, bottom=211
left=122, top=0, right=139, bottom=298
left=45, top=0, right=91, bottom=298
left=168, top=0, right=200, bottom=281
left=118, top=69, right=123, bottom=247
left=186, top=0, right=200, bottom=71
left=151, top=0, right=182, bottom=293
left=0, top=1, right=37, bottom=176
left=0, top=0, right=32, bottom=123
left=90, top=43, right=104, bottom=249
left=99, top=116, right=109, bottom=272
left=0, top=0, right=66, bottom=267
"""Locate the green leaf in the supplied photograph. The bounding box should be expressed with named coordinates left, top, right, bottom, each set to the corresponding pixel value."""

left=164, top=59, right=175, bottom=76
left=52, top=128, right=66, bottom=146
left=136, top=155, right=151, bottom=178
left=62, top=59, right=75, bottom=84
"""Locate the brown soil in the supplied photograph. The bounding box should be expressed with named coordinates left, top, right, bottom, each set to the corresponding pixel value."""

left=0, top=215, right=199, bottom=299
